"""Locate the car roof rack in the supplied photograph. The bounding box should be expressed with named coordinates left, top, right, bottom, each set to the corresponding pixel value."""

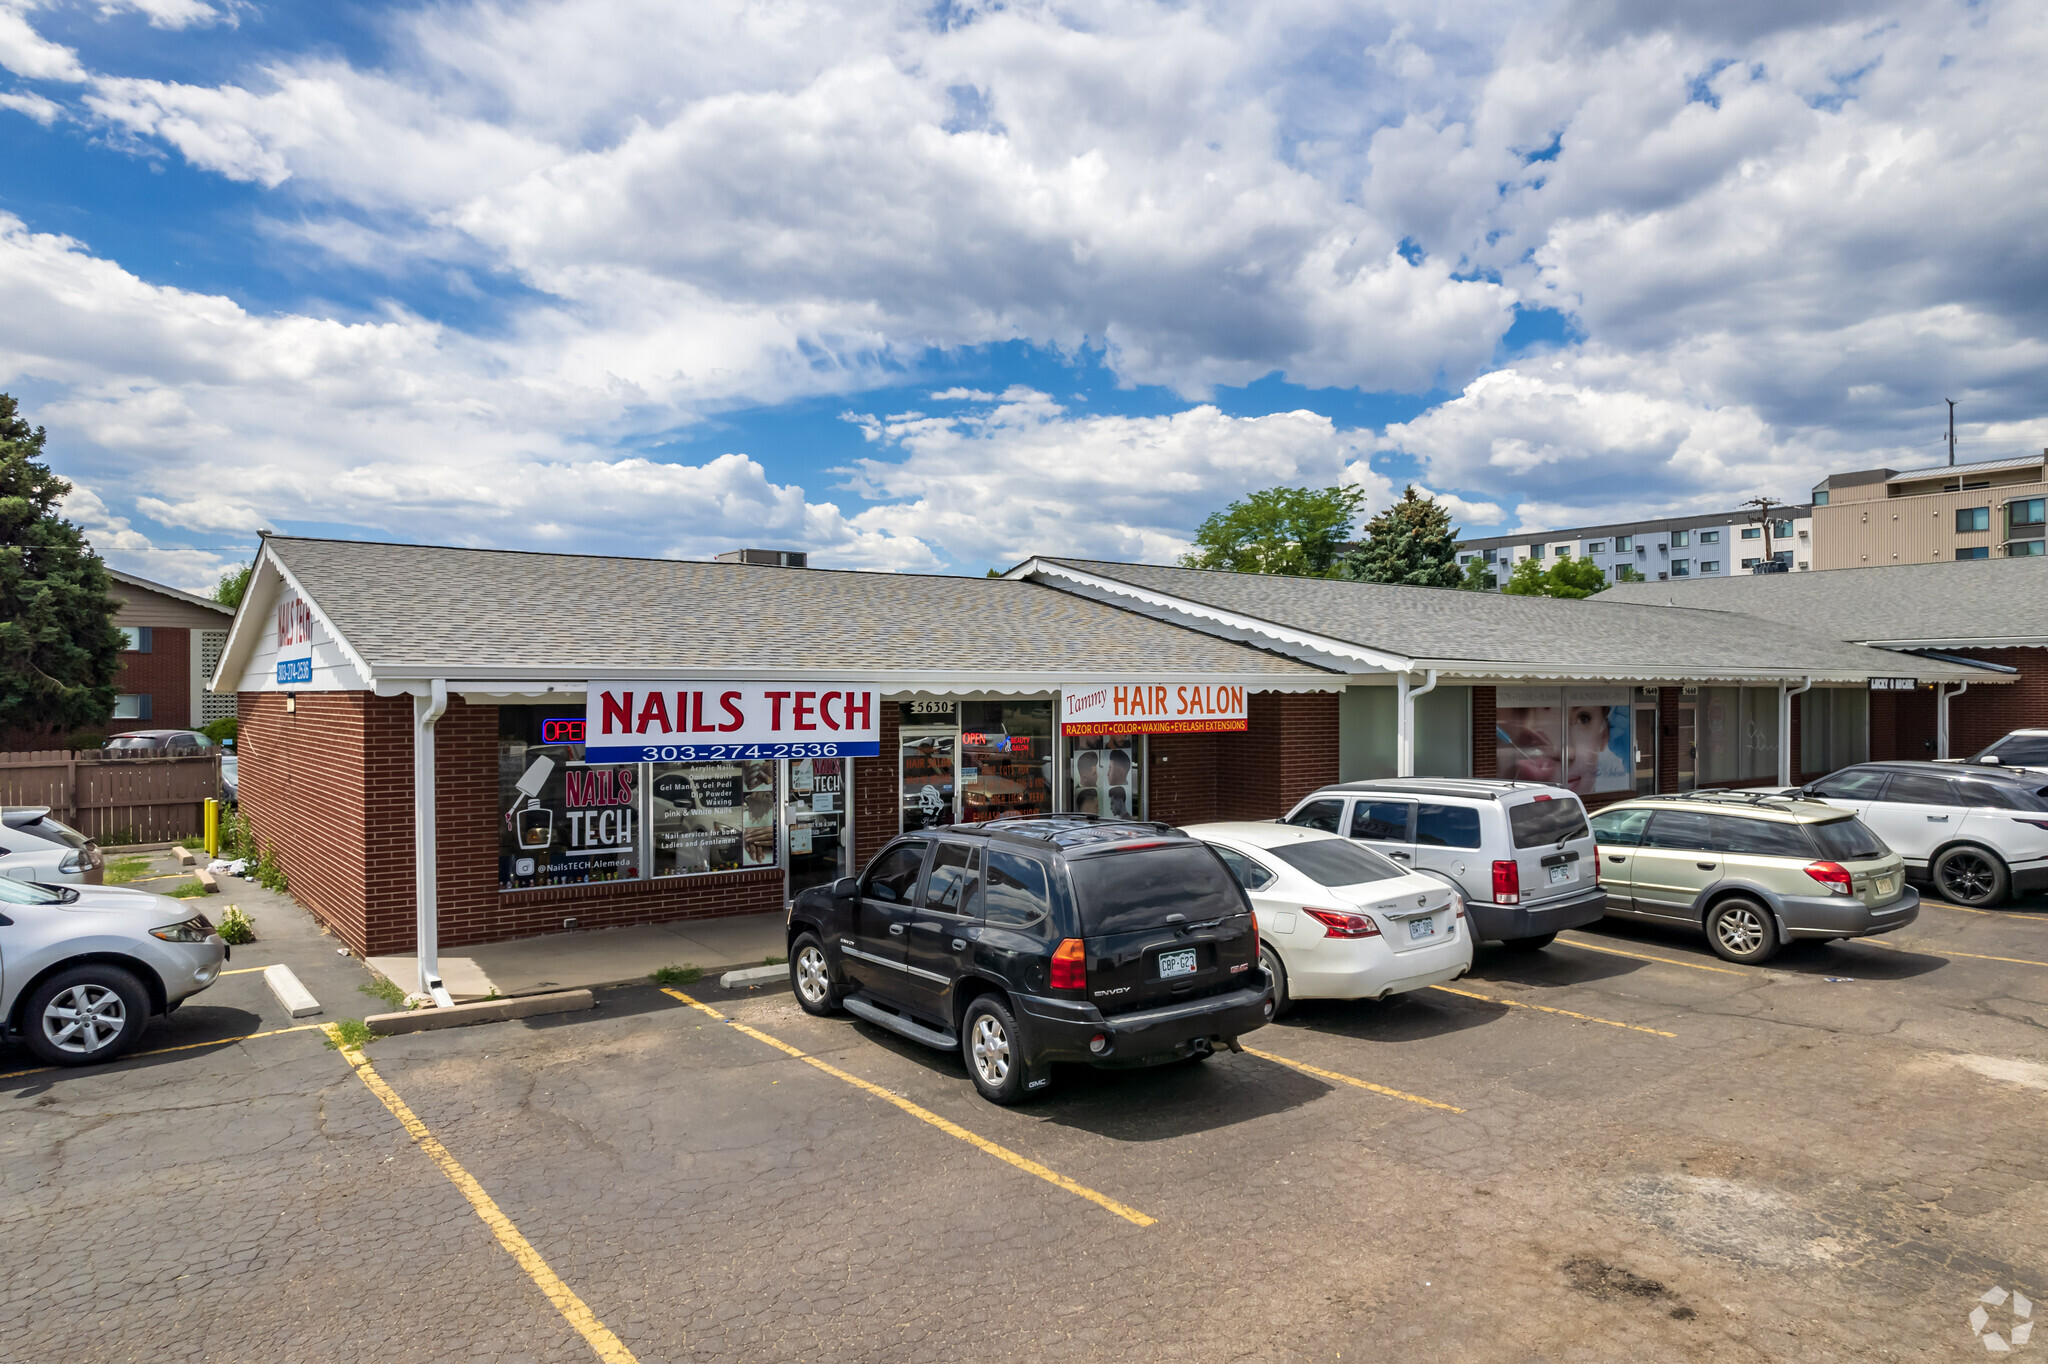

left=1624, top=789, right=1806, bottom=808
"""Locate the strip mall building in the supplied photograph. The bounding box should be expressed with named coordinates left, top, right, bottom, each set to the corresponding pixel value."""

left=215, top=538, right=1999, bottom=992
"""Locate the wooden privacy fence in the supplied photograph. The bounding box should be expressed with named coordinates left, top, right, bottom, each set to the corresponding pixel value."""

left=0, top=750, right=224, bottom=845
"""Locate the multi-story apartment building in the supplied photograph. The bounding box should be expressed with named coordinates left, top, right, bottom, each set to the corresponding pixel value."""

left=1457, top=505, right=1815, bottom=588
left=1810, top=451, right=2048, bottom=569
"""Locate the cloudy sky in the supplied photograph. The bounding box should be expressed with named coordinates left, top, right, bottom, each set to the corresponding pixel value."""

left=2, top=0, right=2042, bottom=590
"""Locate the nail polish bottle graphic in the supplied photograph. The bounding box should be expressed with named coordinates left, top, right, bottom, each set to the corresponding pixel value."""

left=510, top=755, right=556, bottom=851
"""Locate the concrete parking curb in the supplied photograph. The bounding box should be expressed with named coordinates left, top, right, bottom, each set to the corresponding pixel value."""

left=264, top=964, right=322, bottom=1018
left=365, top=989, right=596, bottom=1036
left=718, top=964, right=788, bottom=989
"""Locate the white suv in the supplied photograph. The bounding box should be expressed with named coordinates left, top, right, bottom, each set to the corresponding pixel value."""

left=1799, top=762, right=2048, bottom=906
left=1280, top=779, right=1606, bottom=949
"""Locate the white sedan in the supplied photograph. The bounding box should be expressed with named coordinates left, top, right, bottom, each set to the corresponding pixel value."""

left=1185, top=821, right=1473, bottom=1016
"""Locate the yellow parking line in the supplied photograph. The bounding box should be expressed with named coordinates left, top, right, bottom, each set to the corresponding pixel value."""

left=326, top=1026, right=639, bottom=1363
left=1241, top=1046, right=1466, bottom=1112
left=1922, top=899, right=2046, bottom=920
left=1554, top=935, right=1749, bottom=976
left=662, top=988, right=1154, bottom=1227
left=221, top=965, right=271, bottom=975
left=1429, top=984, right=1676, bottom=1038
left=0, top=1021, right=327, bottom=1081
left=1868, top=939, right=2048, bottom=969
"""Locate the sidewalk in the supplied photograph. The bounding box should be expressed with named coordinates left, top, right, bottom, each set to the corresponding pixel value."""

left=366, top=913, right=789, bottom=1001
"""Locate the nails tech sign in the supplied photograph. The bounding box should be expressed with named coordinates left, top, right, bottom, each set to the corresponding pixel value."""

left=582, top=683, right=882, bottom=763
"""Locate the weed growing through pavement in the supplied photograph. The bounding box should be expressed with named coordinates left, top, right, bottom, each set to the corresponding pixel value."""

left=167, top=880, right=211, bottom=899
left=652, top=964, right=703, bottom=986
left=103, top=856, right=151, bottom=885
left=359, top=976, right=407, bottom=1010
left=324, top=1019, right=375, bottom=1050
left=215, top=905, right=255, bottom=945
left=763, top=954, right=786, bottom=966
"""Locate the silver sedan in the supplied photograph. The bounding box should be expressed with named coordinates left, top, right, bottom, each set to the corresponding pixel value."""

left=0, top=877, right=228, bottom=1066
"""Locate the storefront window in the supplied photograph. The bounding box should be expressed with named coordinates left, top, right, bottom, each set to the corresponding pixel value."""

left=1067, top=733, right=1143, bottom=817
left=1698, top=687, right=1780, bottom=783
left=648, top=760, right=779, bottom=877
left=1495, top=687, right=1634, bottom=796
left=499, top=708, right=641, bottom=891
left=960, top=700, right=1053, bottom=822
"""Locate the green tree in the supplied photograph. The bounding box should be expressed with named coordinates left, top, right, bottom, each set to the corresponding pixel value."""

left=1338, top=486, right=1463, bottom=587
left=0, top=395, right=123, bottom=737
left=214, top=560, right=254, bottom=608
left=1458, top=555, right=1496, bottom=590
left=1179, top=484, right=1366, bottom=577
left=1499, top=557, right=1548, bottom=595
left=1542, top=557, right=1610, bottom=599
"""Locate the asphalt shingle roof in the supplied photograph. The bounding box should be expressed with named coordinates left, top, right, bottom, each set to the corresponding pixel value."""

left=1035, top=558, right=1991, bottom=681
left=264, top=538, right=1334, bottom=680
left=1599, top=558, right=2048, bottom=645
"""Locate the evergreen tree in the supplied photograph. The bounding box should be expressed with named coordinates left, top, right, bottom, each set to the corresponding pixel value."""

left=1179, top=485, right=1366, bottom=577
left=0, top=395, right=123, bottom=737
left=1339, top=485, right=1463, bottom=587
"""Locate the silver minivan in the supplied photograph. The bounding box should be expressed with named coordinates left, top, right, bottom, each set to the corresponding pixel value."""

left=1280, top=779, right=1607, bottom=949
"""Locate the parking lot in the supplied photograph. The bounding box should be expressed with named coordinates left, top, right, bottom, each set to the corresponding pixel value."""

left=5, top=887, right=2047, bottom=1362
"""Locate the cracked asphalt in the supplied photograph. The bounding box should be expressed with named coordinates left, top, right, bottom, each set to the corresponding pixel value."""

left=4, top=873, right=2046, bottom=1362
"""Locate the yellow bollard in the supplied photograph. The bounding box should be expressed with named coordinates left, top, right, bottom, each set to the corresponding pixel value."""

left=204, top=798, right=220, bottom=857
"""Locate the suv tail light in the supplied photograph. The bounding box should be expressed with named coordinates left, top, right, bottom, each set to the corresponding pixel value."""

left=1050, top=937, right=1087, bottom=990
left=1250, top=909, right=1259, bottom=943
left=1492, top=860, right=1521, bottom=905
left=1804, top=861, right=1854, bottom=895
left=1303, top=907, right=1380, bottom=939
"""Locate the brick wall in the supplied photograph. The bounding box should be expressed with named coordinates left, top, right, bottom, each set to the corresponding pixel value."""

left=238, top=690, right=413, bottom=956
left=852, top=706, right=902, bottom=869
left=116, top=628, right=190, bottom=727
left=1945, top=648, right=2048, bottom=757
left=1147, top=730, right=1220, bottom=825
left=1214, top=691, right=1339, bottom=820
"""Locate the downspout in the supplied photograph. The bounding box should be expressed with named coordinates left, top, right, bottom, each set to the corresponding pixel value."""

left=1397, top=669, right=1439, bottom=777
left=414, top=679, right=453, bottom=1007
left=1937, top=680, right=1969, bottom=760
left=1780, top=677, right=1811, bottom=787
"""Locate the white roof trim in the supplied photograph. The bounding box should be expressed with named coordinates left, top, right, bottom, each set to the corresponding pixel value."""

left=1859, top=637, right=2048, bottom=650
left=1010, top=558, right=1416, bottom=673
left=389, top=670, right=1341, bottom=703
left=209, top=544, right=378, bottom=693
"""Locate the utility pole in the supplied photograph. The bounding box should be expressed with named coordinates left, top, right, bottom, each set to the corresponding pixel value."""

left=1947, top=398, right=1957, bottom=466
left=1741, top=494, right=1784, bottom=570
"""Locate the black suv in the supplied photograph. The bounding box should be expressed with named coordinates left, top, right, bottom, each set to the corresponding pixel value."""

left=785, top=816, right=1273, bottom=1104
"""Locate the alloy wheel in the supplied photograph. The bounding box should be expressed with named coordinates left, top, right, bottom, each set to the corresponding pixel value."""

left=1714, top=905, right=1766, bottom=957
left=42, top=983, right=127, bottom=1056
left=970, top=1015, right=1010, bottom=1086
left=1939, top=852, right=1996, bottom=904
left=794, top=945, right=830, bottom=1005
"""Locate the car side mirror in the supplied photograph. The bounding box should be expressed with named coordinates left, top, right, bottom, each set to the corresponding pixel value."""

left=1978, top=756, right=2002, bottom=765
left=832, top=877, right=858, bottom=898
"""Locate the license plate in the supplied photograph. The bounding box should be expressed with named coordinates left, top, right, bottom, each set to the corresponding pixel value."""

left=1158, top=948, right=1198, bottom=979
left=1547, top=863, right=1573, bottom=885
left=1407, top=917, right=1435, bottom=941
left=1875, top=877, right=1894, bottom=896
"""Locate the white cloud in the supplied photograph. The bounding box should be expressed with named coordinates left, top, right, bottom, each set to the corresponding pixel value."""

left=835, top=393, right=1395, bottom=566
left=0, top=3, right=85, bottom=82
left=97, top=0, right=227, bottom=30
left=59, top=483, right=238, bottom=591
left=0, top=87, right=58, bottom=122
left=0, top=0, right=2041, bottom=561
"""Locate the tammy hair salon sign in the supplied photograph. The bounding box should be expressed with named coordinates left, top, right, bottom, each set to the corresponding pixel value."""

left=583, top=683, right=882, bottom=763
left=1061, top=682, right=1248, bottom=736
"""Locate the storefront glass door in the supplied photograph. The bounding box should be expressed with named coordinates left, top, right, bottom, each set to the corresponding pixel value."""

left=785, top=757, right=852, bottom=902
left=1633, top=694, right=1659, bottom=794
left=959, top=701, right=1054, bottom=823
left=1676, top=698, right=1697, bottom=792
left=900, top=729, right=957, bottom=831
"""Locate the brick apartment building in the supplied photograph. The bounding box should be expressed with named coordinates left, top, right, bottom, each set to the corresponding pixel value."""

left=106, top=568, right=236, bottom=731
left=214, top=537, right=1989, bottom=993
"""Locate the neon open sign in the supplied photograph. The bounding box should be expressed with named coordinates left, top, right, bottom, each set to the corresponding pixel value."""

left=541, top=717, right=586, bottom=744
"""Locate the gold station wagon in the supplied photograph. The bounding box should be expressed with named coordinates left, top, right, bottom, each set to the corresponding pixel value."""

left=1587, top=792, right=1919, bottom=964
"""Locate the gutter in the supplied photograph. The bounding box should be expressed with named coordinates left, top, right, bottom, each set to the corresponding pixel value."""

left=413, top=678, right=453, bottom=1007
